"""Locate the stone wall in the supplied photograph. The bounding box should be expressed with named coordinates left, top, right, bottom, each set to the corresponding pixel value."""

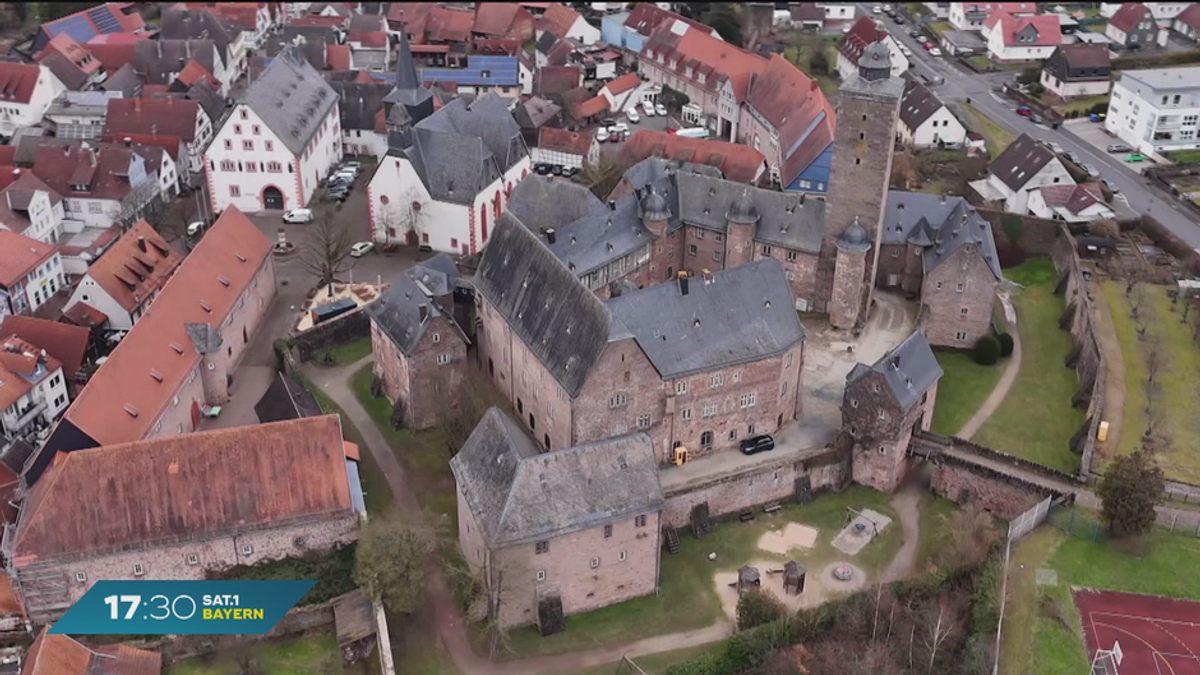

left=130, top=602, right=336, bottom=665
left=1051, top=227, right=1107, bottom=479
left=929, top=456, right=1052, bottom=519
left=661, top=447, right=850, bottom=529
left=288, top=303, right=373, bottom=363
left=977, top=207, right=1061, bottom=256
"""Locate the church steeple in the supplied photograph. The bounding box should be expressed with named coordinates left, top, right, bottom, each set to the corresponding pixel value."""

left=383, top=25, right=434, bottom=126
left=395, top=28, right=421, bottom=91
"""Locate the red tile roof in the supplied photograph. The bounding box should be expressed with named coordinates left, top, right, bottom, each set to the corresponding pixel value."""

left=386, top=2, right=435, bottom=29
left=62, top=207, right=271, bottom=446
left=86, top=32, right=152, bottom=45
left=986, top=12, right=1062, bottom=47
left=1176, top=2, right=1200, bottom=31
left=747, top=54, right=835, bottom=186
left=0, top=230, right=56, bottom=289
left=643, top=26, right=766, bottom=102
left=0, top=62, right=43, bottom=105
left=538, top=126, right=593, bottom=156
left=624, top=4, right=716, bottom=38
left=0, top=173, right=62, bottom=235
left=190, top=2, right=261, bottom=30
left=0, top=357, right=34, bottom=412
left=356, top=31, right=389, bottom=48
left=0, top=147, right=15, bottom=166
left=80, top=219, right=183, bottom=315
left=86, top=42, right=137, bottom=72
left=1108, top=2, right=1153, bottom=33
left=620, top=130, right=767, bottom=184
left=837, top=15, right=888, bottom=63
left=32, top=143, right=147, bottom=201
left=14, top=416, right=353, bottom=564
left=62, top=302, right=108, bottom=328
left=101, top=132, right=185, bottom=162
left=105, top=97, right=200, bottom=143
left=604, top=72, right=641, bottom=96
left=22, top=629, right=93, bottom=675
left=176, top=59, right=220, bottom=89
left=536, top=65, right=580, bottom=95
left=0, top=315, right=90, bottom=376
left=1038, top=182, right=1106, bottom=214
left=536, top=3, right=582, bottom=39
left=417, top=5, right=475, bottom=43
left=289, top=15, right=348, bottom=28
left=473, top=3, right=533, bottom=41
left=574, top=94, right=609, bottom=119
left=327, top=44, right=352, bottom=70
left=36, top=34, right=103, bottom=77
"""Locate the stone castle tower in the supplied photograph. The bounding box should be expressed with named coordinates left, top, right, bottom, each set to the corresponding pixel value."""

left=816, top=41, right=904, bottom=330
left=724, top=189, right=758, bottom=268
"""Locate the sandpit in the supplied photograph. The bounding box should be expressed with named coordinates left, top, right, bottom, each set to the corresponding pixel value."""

left=757, top=523, right=820, bottom=556
left=713, top=559, right=867, bottom=620
left=831, top=509, right=892, bottom=556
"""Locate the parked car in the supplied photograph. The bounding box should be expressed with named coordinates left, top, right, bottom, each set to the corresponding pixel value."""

left=324, top=188, right=349, bottom=202
left=1016, top=105, right=1033, bottom=116
left=900, top=45, right=912, bottom=56
left=186, top=221, right=204, bottom=237
left=740, top=434, right=776, bottom=455
left=883, top=3, right=893, bottom=10
left=872, top=5, right=882, bottom=13
left=330, top=172, right=355, bottom=185
left=655, top=102, right=667, bottom=116
left=563, top=166, right=580, bottom=177
left=1101, top=178, right=1120, bottom=194
left=1047, top=141, right=1064, bottom=154
left=552, top=164, right=564, bottom=175
left=894, top=15, right=905, bottom=23
left=929, top=47, right=942, bottom=56
left=1082, top=164, right=1101, bottom=178
left=626, top=107, right=640, bottom=123
left=350, top=242, right=374, bottom=257
left=1062, top=151, right=1076, bottom=164
left=1106, top=143, right=1132, bottom=153
left=340, top=161, right=361, bottom=173
left=1030, top=112, right=1045, bottom=125
left=923, top=41, right=934, bottom=50
left=1125, top=153, right=1146, bottom=162
left=282, top=208, right=313, bottom=224
left=535, top=163, right=552, bottom=175
left=595, top=125, right=609, bottom=142
left=909, top=28, right=922, bottom=38
left=641, top=100, right=656, bottom=117
left=609, top=130, right=621, bottom=142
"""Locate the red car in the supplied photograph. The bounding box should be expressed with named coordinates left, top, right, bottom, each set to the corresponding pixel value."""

left=1016, top=106, right=1033, bottom=116
left=923, top=41, right=934, bottom=50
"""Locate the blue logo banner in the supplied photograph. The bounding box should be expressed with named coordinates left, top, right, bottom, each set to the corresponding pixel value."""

left=49, top=580, right=316, bottom=635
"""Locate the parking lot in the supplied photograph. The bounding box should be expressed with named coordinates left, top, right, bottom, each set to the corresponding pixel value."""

left=1065, top=119, right=1155, bottom=175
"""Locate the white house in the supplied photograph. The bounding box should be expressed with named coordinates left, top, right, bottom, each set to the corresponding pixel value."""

left=985, top=13, right=1062, bottom=63
left=970, top=134, right=1074, bottom=213
left=1102, top=1, right=1189, bottom=27
left=949, top=2, right=1037, bottom=31
left=0, top=333, right=70, bottom=440
left=103, top=97, right=214, bottom=179
left=0, top=174, right=66, bottom=245
left=1105, top=66, right=1200, bottom=156
left=44, top=91, right=123, bottom=141
left=898, top=80, right=968, bottom=149
left=205, top=48, right=341, bottom=212
left=0, top=232, right=64, bottom=318
left=538, top=4, right=601, bottom=45
left=532, top=127, right=598, bottom=169
left=1040, top=44, right=1112, bottom=100
left=1027, top=183, right=1115, bottom=223
left=31, top=143, right=162, bottom=230
left=367, top=94, right=530, bottom=255
left=836, top=17, right=910, bottom=81
left=0, top=63, right=66, bottom=138
left=818, top=3, right=856, bottom=22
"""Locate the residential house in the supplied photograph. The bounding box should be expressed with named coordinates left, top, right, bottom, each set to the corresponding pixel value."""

left=368, top=76, right=529, bottom=254
left=1172, top=3, right=1200, bottom=41
left=618, top=131, right=768, bottom=185
left=836, top=16, right=910, bottom=81
left=206, top=47, right=340, bottom=212
left=816, top=2, right=857, bottom=23
left=0, top=173, right=66, bottom=244
left=514, top=96, right=565, bottom=148
left=32, top=142, right=162, bottom=229
left=1101, top=1, right=1189, bottom=28
left=0, top=231, right=63, bottom=318
left=791, top=4, right=828, bottom=30
left=10, top=416, right=362, bottom=623
left=536, top=3, right=601, bottom=45
left=30, top=3, right=146, bottom=54
left=347, top=14, right=391, bottom=71
left=535, top=30, right=577, bottom=69
left=186, top=2, right=276, bottom=49
left=897, top=79, right=968, bottom=149
left=330, top=80, right=391, bottom=157
left=0, top=315, right=90, bottom=387
left=600, top=4, right=719, bottom=53
left=0, top=63, right=67, bottom=138
left=533, top=127, right=597, bottom=169
left=162, top=8, right=249, bottom=83
left=875, top=192, right=1003, bottom=348
left=22, top=629, right=162, bottom=675
left=61, top=220, right=184, bottom=332
left=970, top=133, right=1074, bottom=212
left=985, top=13, right=1062, bottom=62
left=34, top=34, right=104, bottom=92
left=598, top=72, right=652, bottom=114
left=1027, top=183, right=1115, bottom=222
left=472, top=4, right=535, bottom=44
left=1106, top=3, right=1162, bottom=50
left=843, top=332, right=942, bottom=493
left=1041, top=44, right=1112, bottom=99
left=0, top=332, right=70, bottom=441
left=104, top=97, right=213, bottom=178
left=947, top=2, right=1038, bottom=31
left=368, top=255, right=469, bottom=429
left=420, top=56, right=522, bottom=98
left=1105, top=66, right=1200, bottom=155
left=475, top=214, right=806, bottom=460
left=28, top=207, right=275, bottom=483
left=43, top=91, right=123, bottom=141
left=134, top=39, right=228, bottom=97
left=452, top=408, right=664, bottom=629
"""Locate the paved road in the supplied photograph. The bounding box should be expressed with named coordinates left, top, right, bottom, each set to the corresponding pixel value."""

left=860, top=5, right=1200, bottom=247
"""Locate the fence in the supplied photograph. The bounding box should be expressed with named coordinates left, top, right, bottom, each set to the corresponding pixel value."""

left=993, top=495, right=1054, bottom=675
left=1048, top=502, right=1108, bottom=543
left=1156, top=505, right=1200, bottom=537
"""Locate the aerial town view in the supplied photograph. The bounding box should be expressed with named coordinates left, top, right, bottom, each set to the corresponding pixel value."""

left=1, top=0, right=1200, bottom=673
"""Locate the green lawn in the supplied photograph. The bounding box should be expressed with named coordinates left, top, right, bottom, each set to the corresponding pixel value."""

left=912, top=493, right=965, bottom=575
left=928, top=20, right=952, bottom=35
left=316, top=336, right=373, bottom=367
left=975, top=260, right=1084, bottom=474
left=1168, top=148, right=1200, bottom=164
left=967, top=55, right=993, bottom=71
left=568, top=643, right=727, bottom=675
left=497, top=487, right=903, bottom=660
left=1053, top=95, right=1109, bottom=117
left=782, top=33, right=840, bottom=97
left=930, top=350, right=1007, bottom=436
left=962, top=103, right=1016, bottom=160
left=308, top=379, right=394, bottom=514
left=1101, top=282, right=1200, bottom=482
left=166, top=636, right=359, bottom=675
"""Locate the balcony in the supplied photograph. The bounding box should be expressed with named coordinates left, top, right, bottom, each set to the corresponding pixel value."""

left=8, top=400, right=47, bottom=432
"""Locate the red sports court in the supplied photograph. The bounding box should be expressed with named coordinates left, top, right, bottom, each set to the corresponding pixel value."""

left=1075, top=589, right=1200, bottom=675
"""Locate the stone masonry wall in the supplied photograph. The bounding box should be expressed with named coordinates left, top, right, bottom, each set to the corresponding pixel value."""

left=405, top=315, right=468, bottom=429
left=979, top=208, right=1061, bottom=256
left=920, top=245, right=998, bottom=348
left=929, top=458, right=1050, bottom=519
left=289, top=303, right=373, bottom=362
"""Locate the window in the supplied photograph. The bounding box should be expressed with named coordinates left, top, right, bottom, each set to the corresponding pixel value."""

left=242, top=545, right=253, bottom=556
left=224, top=139, right=232, bottom=150
left=536, top=541, right=549, bottom=554
left=619, top=551, right=627, bottom=562
left=187, top=554, right=199, bottom=565
left=604, top=524, right=613, bottom=539
left=635, top=515, right=647, bottom=527
left=265, top=140, right=274, bottom=151
left=610, top=393, right=627, bottom=408
left=88, top=202, right=102, bottom=214
left=234, top=124, right=242, bottom=134
left=710, top=373, right=724, bottom=388
left=437, top=354, right=451, bottom=365
left=610, top=423, right=628, bottom=436
left=761, top=245, right=773, bottom=256
left=76, top=572, right=87, bottom=582
left=955, top=331, right=967, bottom=340
left=781, top=381, right=788, bottom=397
left=245, top=162, right=257, bottom=173
left=221, top=159, right=236, bottom=171
left=740, top=392, right=757, bottom=409
left=253, top=124, right=261, bottom=135
left=786, top=250, right=797, bottom=262
left=681, top=408, right=692, bottom=421
left=676, top=380, right=688, bottom=395
left=240, top=109, right=248, bottom=120
left=878, top=409, right=887, bottom=421
left=451, top=238, right=459, bottom=249
left=637, top=415, right=650, bottom=429
left=230, top=185, right=240, bottom=197
left=936, top=281, right=944, bottom=290
left=702, top=402, right=717, bottom=417
left=715, top=233, right=723, bottom=242
left=729, top=429, right=738, bottom=440
left=432, top=333, right=441, bottom=342
left=700, top=430, right=713, bottom=448
left=133, top=564, right=145, bottom=576
left=688, top=245, right=697, bottom=256
left=713, top=251, right=722, bottom=262
left=591, top=557, right=600, bottom=569
left=267, top=161, right=282, bottom=172
left=733, top=371, right=741, bottom=384
left=537, top=570, right=546, bottom=581
left=960, top=307, right=969, bottom=317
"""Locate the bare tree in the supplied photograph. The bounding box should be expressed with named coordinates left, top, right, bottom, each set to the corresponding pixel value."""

left=922, top=598, right=958, bottom=675
left=375, top=189, right=430, bottom=244
left=432, top=367, right=510, bottom=457
left=297, top=211, right=355, bottom=288
left=934, top=507, right=1001, bottom=571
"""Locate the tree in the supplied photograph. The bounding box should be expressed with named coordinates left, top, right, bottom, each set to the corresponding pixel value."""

left=737, top=589, right=786, bottom=631
left=1097, top=444, right=1165, bottom=538
left=354, top=516, right=428, bottom=613
left=375, top=189, right=429, bottom=245
left=972, top=335, right=1001, bottom=365
left=704, top=4, right=743, bottom=46
left=297, top=210, right=355, bottom=288
left=432, top=367, right=509, bottom=457
left=1017, top=67, right=1040, bottom=85
left=809, top=48, right=830, bottom=76
left=1088, top=218, right=1120, bottom=239
left=933, top=507, right=1000, bottom=571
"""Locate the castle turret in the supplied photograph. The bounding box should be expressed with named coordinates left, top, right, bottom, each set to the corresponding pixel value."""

left=831, top=219, right=871, bottom=329
left=724, top=189, right=759, bottom=268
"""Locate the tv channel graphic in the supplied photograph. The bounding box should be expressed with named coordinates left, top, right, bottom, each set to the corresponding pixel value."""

left=49, top=580, right=315, bottom=635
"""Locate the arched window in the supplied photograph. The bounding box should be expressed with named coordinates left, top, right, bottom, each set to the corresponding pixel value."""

left=480, top=205, right=489, bottom=242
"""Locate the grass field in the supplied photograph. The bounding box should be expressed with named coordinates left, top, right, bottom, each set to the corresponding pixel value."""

left=783, top=33, right=840, bottom=97
left=962, top=103, right=1016, bottom=159
left=166, top=636, right=368, bottom=675
left=308, top=380, right=394, bottom=513
left=1101, top=282, right=1200, bottom=482
left=1168, top=148, right=1200, bottom=164
left=496, top=487, right=903, bottom=660
left=912, top=493, right=967, bottom=575
left=975, top=260, right=1084, bottom=473
left=315, top=336, right=372, bottom=367
left=569, top=643, right=727, bottom=675
left=930, top=350, right=1007, bottom=436
left=1053, top=95, right=1109, bottom=117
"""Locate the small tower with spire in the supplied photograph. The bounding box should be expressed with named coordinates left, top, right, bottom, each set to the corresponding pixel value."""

left=383, top=28, right=434, bottom=129
left=724, top=189, right=759, bottom=269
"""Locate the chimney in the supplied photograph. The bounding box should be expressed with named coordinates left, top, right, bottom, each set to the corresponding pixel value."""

left=677, top=271, right=689, bottom=296
left=940, top=193, right=947, bottom=204
left=124, top=137, right=132, bottom=147
left=607, top=199, right=616, bottom=210
left=799, top=193, right=806, bottom=205
left=702, top=269, right=712, bottom=283
left=418, top=304, right=429, bottom=322
left=545, top=228, right=556, bottom=245
left=137, top=236, right=147, bottom=252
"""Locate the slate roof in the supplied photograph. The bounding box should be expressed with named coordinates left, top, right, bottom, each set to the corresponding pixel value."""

left=39, top=52, right=89, bottom=91
left=883, top=191, right=1003, bottom=279
left=0, top=315, right=90, bottom=377
left=135, top=39, right=219, bottom=86
left=405, top=253, right=460, bottom=296
left=1108, top=3, right=1153, bottom=33
left=243, top=47, right=338, bottom=156
left=330, top=81, right=391, bottom=130
left=12, top=416, right=355, bottom=563
left=987, top=133, right=1058, bottom=192
left=383, top=31, right=435, bottom=110
left=367, top=266, right=464, bottom=356
left=99, top=63, right=141, bottom=96
left=513, top=96, right=562, bottom=129
left=254, top=372, right=324, bottom=424
left=160, top=9, right=236, bottom=68
left=606, top=258, right=806, bottom=379
left=475, top=213, right=611, bottom=397
left=505, top=174, right=609, bottom=234
left=619, top=129, right=767, bottom=185
left=846, top=331, right=942, bottom=411
left=450, top=407, right=663, bottom=547
left=900, top=79, right=950, bottom=131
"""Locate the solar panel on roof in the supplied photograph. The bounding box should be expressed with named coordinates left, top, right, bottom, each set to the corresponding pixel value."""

left=88, top=7, right=123, bottom=34
left=49, top=15, right=98, bottom=45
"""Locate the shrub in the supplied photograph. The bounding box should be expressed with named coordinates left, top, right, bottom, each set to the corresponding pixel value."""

left=970, top=555, right=1002, bottom=635
left=1088, top=101, right=1110, bottom=116
left=973, top=335, right=1001, bottom=365
left=997, top=332, right=1014, bottom=357
left=736, top=589, right=786, bottom=632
